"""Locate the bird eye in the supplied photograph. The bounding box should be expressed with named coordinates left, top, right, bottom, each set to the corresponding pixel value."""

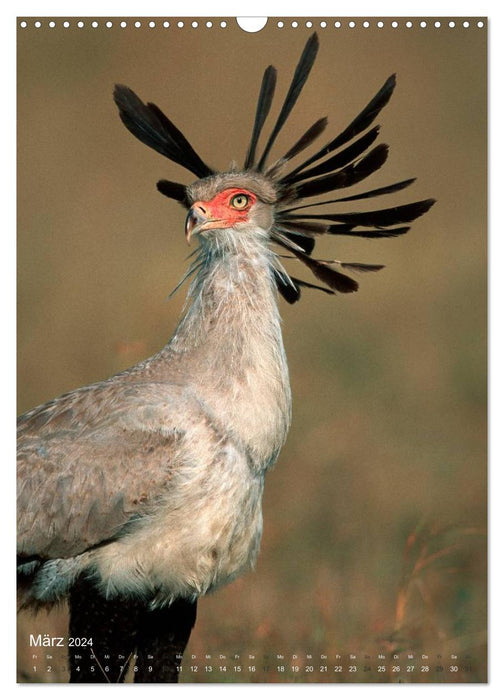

left=230, top=193, right=250, bottom=210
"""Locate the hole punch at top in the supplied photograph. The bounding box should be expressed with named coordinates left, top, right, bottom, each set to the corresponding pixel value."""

left=237, top=17, right=268, bottom=33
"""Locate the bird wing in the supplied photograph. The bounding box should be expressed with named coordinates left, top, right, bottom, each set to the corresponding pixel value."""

left=17, top=378, right=211, bottom=561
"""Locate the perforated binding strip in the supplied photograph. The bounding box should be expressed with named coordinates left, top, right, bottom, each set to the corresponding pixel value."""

left=18, top=18, right=486, bottom=31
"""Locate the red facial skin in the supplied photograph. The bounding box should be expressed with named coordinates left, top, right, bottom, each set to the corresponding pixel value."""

left=193, top=188, right=257, bottom=229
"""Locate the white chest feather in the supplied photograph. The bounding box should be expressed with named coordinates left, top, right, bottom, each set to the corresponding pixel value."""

left=92, top=441, right=265, bottom=604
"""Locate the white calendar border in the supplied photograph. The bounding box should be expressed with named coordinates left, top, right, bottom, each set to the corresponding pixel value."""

left=4, top=0, right=499, bottom=697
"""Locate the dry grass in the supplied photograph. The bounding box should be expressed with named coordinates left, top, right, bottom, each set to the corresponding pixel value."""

left=17, top=519, right=486, bottom=683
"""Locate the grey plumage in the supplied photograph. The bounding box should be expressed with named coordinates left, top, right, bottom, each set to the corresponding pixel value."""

left=17, top=33, right=434, bottom=682
left=18, top=229, right=290, bottom=606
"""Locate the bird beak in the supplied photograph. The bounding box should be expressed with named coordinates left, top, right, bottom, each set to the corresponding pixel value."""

left=185, top=206, right=205, bottom=245
left=185, top=202, right=224, bottom=244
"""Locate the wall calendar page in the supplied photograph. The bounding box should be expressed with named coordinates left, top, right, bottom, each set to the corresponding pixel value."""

left=16, top=15, right=487, bottom=684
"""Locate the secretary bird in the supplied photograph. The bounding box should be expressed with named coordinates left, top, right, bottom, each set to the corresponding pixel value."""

left=17, top=33, right=434, bottom=682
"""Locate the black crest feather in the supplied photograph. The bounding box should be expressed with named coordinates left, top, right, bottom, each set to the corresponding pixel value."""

left=294, top=144, right=389, bottom=200
left=156, top=180, right=189, bottom=204
left=292, top=277, right=335, bottom=295
left=244, top=65, right=277, bottom=170
left=267, top=117, right=328, bottom=176
left=274, top=272, right=336, bottom=304
left=257, top=33, right=320, bottom=171
left=283, top=126, right=381, bottom=185
left=283, top=199, right=435, bottom=228
left=273, top=268, right=301, bottom=304
left=283, top=178, right=417, bottom=213
left=283, top=74, right=396, bottom=182
left=277, top=230, right=316, bottom=255
left=114, top=36, right=434, bottom=302
left=329, top=178, right=417, bottom=203
left=114, top=85, right=213, bottom=179
left=295, top=250, right=359, bottom=294
left=327, top=225, right=411, bottom=239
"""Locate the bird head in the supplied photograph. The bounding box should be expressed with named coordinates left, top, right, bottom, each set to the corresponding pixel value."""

left=114, top=33, right=434, bottom=303
left=184, top=172, right=277, bottom=246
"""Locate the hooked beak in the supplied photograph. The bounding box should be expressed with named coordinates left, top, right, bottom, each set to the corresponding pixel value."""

left=185, top=203, right=224, bottom=244
left=185, top=207, right=202, bottom=245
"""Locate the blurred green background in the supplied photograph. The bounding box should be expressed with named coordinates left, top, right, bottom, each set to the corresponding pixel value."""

left=17, top=17, right=486, bottom=682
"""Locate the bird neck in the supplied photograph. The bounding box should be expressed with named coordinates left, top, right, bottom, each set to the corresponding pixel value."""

left=173, top=236, right=279, bottom=347
left=169, top=235, right=292, bottom=467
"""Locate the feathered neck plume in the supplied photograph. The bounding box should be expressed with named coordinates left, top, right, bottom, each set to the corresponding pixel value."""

left=113, top=33, right=434, bottom=303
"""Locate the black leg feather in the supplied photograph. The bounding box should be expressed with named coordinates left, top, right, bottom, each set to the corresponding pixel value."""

left=68, top=576, right=196, bottom=683
left=68, top=577, right=140, bottom=683
left=134, top=599, right=197, bottom=683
